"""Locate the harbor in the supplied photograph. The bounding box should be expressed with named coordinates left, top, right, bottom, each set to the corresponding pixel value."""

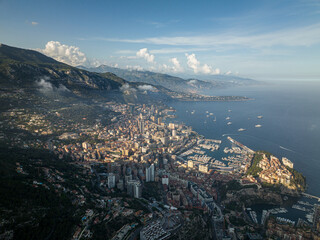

left=248, top=196, right=320, bottom=225
left=178, top=135, right=253, bottom=174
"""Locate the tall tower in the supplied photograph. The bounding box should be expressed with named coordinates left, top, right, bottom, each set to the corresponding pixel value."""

left=138, top=119, right=144, bottom=134
left=108, top=173, right=116, bottom=188
left=146, top=164, right=155, bottom=182
left=133, top=182, right=142, bottom=198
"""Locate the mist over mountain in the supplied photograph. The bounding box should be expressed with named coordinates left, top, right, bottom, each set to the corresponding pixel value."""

left=80, top=64, right=259, bottom=93
left=0, top=44, right=121, bottom=92
left=0, top=44, right=181, bottom=104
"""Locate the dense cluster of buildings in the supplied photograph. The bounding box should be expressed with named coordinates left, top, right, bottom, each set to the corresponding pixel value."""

left=258, top=154, right=294, bottom=188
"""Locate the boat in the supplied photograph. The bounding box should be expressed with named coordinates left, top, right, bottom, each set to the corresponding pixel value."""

left=306, top=213, right=313, bottom=223
left=250, top=211, right=258, bottom=224
left=228, top=109, right=232, bottom=112
left=213, top=117, right=216, bottom=122
left=227, top=122, right=232, bottom=125
left=255, top=124, right=262, bottom=128
left=226, top=117, right=231, bottom=120
left=257, top=115, right=263, bottom=119
left=206, top=111, right=209, bottom=113
left=209, top=113, right=213, bottom=115
left=261, top=210, right=269, bottom=225
left=238, top=128, right=246, bottom=132
left=191, top=110, right=195, bottom=114
left=292, top=204, right=308, bottom=212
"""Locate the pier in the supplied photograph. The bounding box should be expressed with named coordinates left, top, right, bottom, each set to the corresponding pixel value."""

left=301, top=192, right=320, bottom=201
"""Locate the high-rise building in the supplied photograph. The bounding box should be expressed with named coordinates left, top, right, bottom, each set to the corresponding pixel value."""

left=117, top=179, right=124, bottom=191
left=108, top=173, right=116, bottom=188
left=162, top=175, right=169, bottom=185
left=138, top=119, right=144, bottom=134
left=82, top=142, right=90, bottom=149
left=160, top=137, right=168, bottom=146
left=199, top=164, right=208, bottom=173
left=125, top=174, right=132, bottom=185
left=146, top=164, right=155, bottom=182
left=172, top=130, right=177, bottom=137
left=188, top=160, right=194, bottom=168
left=282, top=157, right=294, bottom=168
left=133, top=182, right=142, bottom=198
left=129, top=104, right=134, bottom=114
left=127, top=180, right=142, bottom=198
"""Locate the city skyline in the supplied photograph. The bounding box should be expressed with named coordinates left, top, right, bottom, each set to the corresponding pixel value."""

left=1, top=0, right=320, bottom=80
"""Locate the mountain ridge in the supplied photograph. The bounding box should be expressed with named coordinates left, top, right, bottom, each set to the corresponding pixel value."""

left=0, top=44, right=123, bottom=92
left=80, top=64, right=259, bottom=93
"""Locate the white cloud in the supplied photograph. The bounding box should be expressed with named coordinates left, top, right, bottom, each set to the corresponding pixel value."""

left=120, top=84, right=137, bottom=98
left=97, top=23, right=320, bottom=48
left=36, top=76, right=70, bottom=94
left=185, top=53, right=220, bottom=75
left=225, top=71, right=232, bottom=75
left=170, top=57, right=183, bottom=72
left=136, top=48, right=155, bottom=63
left=126, top=65, right=143, bottom=71
left=137, top=85, right=157, bottom=91
left=39, top=41, right=87, bottom=66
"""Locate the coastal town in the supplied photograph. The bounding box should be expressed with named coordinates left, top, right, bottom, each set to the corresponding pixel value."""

left=1, top=100, right=320, bottom=240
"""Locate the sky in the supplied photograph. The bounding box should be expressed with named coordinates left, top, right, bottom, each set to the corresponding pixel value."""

left=1, top=0, right=320, bottom=80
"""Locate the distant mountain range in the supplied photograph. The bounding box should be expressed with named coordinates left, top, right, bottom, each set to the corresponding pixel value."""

left=80, top=65, right=259, bottom=93
left=0, top=43, right=252, bottom=107
left=0, top=43, right=178, bottom=103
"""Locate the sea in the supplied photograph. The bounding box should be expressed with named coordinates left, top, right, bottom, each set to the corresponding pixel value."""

left=167, top=80, right=320, bottom=222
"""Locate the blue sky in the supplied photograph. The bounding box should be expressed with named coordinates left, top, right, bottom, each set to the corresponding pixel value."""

left=1, top=0, right=320, bottom=80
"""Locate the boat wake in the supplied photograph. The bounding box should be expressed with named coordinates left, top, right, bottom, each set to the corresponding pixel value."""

left=222, top=133, right=238, bottom=137
left=279, top=146, right=295, bottom=153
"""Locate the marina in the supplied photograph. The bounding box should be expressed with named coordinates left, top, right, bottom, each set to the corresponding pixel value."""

left=178, top=135, right=253, bottom=174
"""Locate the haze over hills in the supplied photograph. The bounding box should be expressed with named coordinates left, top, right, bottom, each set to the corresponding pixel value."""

left=0, top=43, right=251, bottom=106
left=81, top=65, right=260, bottom=93
left=0, top=43, right=122, bottom=91
left=0, top=43, right=182, bottom=104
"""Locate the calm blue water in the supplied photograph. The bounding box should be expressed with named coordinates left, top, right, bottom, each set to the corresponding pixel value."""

left=168, top=81, right=320, bottom=197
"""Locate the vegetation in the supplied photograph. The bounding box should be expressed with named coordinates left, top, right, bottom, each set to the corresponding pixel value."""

left=286, top=167, right=306, bottom=191
left=229, top=216, right=247, bottom=226
left=219, top=180, right=257, bottom=200
left=225, top=201, right=243, bottom=212
left=0, top=147, right=79, bottom=239
left=261, top=183, right=282, bottom=193
left=142, top=182, right=162, bottom=201
left=246, top=152, right=267, bottom=176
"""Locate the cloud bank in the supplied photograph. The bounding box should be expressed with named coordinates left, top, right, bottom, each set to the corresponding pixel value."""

left=137, top=85, right=157, bottom=91
left=170, top=57, right=183, bottom=72
left=185, top=53, right=220, bottom=75
left=39, top=41, right=87, bottom=66
left=136, top=48, right=155, bottom=63
left=36, top=77, right=70, bottom=94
